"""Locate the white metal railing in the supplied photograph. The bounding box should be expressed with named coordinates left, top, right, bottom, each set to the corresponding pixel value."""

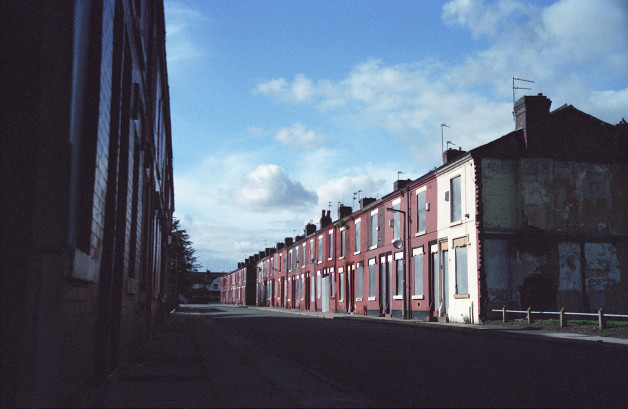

left=492, top=307, right=628, bottom=330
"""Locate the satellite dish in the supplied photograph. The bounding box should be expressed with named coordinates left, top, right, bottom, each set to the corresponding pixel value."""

left=393, top=239, right=403, bottom=249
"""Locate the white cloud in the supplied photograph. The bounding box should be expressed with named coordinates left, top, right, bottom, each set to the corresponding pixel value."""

left=255, top=0, right=628, bottom=162
left=442, top=0, right=530, bottom=39
left=164, top=1, right=209, bottom=72
left=230, top=164, right=318, bottom=211
left=273, top=123, right=322, bottom=148
left=316, top=175, right=387, bottom=211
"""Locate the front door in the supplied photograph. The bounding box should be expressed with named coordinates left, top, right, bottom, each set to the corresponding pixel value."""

left=379, top=253, right=392, bottom=315
left=431, top=242, right=449, bottom=317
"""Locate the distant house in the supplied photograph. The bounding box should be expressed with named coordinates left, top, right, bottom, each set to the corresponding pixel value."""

left=188, top=271, right=227, bottom=303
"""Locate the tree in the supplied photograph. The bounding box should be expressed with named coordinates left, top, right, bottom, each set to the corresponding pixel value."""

left=169, top=218, right=202, bottom=306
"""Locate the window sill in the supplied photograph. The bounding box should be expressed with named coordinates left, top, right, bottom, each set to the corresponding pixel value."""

left=368, top=296, right=376, bottom=301
left=393, top=295, right=403, bottom=300
left=339, top=256, right=345, bottom=260
left=411, top=295, right=424, bottom=300
left=356, top=297, right=363, bottom=302
left=454, top=293, right=470, bottom=299
left=449, top=220, right=463, bottom=227
left=354, top=251, right=361, bottom=255
left=415, top=230, right=426, bottom=237
left=369, top=245, right=378, bottom=250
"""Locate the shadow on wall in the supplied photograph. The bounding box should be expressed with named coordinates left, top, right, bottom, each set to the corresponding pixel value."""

left=519, top=273, right=556, bottom=311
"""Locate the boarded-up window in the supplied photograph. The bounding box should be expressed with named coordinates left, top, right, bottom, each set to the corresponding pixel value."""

left=413, top=247, right=424, bottom=296
left=451, top=175, right=461, bottom=222
left=417, top=190, right=426, bottom=234
left=454, top=236, right=468, bottom=294
left=356, top=262, right=364, bottom=299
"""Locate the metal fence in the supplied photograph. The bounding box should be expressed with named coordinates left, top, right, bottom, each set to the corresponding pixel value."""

left=491, top=307, right=628, bottom=330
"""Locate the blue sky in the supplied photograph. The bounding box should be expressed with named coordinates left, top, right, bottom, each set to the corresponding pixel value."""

left=165, top=0, right=628, bottom=272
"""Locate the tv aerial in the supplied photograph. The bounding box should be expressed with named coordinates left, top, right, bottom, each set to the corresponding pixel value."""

left=512, top=77, right=534, bottom=120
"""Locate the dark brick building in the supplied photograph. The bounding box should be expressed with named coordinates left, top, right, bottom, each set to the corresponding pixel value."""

left=1, top=1, right=174, bottom=406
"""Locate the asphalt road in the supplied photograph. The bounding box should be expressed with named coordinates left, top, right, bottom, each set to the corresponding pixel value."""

left=91, top=304, right=628, bottom=408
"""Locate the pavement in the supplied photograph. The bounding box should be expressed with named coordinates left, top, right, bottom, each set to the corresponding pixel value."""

left=239, top=304, right=628, bottom=347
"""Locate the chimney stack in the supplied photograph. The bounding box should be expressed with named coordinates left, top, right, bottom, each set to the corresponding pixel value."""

left=442, top=147, right=466, bottom=165
left=304, top=223, right=316, bottom=236
left=514, top=93, right=551, bottom=146
left=338, top=204, right=352, bottom=220
left=360, top=197, right=376, bottom=209
left=393, top=179, right=412, bottom=191
left=284, top=237, right=293, bottom=247
left=320, top=210, right=332, bottom=228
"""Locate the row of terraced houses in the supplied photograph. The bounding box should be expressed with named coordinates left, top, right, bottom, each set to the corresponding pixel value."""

left=222, top=94, right=628, bottom=323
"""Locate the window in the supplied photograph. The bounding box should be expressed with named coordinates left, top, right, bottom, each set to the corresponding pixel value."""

left=330, top=269, right=335, bottom=297
left=355, top=219, right=361, bottom=254
left=451, top=175, right=462, bottom=222
left=310, top=276, right=315, bottom=301
left=339, top=269, right=344, bottom=301
left=295, top=247, right=299, bottom=269
left=340, top=229, right=346, bottom=258
left=302, top=243, right=306, bottom=267
left=392, top=199, right=401, bottom=241
left=413, top=247, right=424, bottom=296
left=368, top=258, right=376, bottom=298
left=395, top=253, right=404, bottom=296
left=454, top=237, right=469, bottom=294
left=356, top=262, right=364, bottom=299
left=416, top=189, right=426, bottom=234
left=371, top=210, right=378, bottom=248
left=328, top=230, right=334, bottom=260
left=318, top=235, right=323, bottom=262
left=301, top=275, right=305, bottom=300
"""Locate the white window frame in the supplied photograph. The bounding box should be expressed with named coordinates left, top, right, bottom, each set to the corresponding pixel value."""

left=370, top=209, right=378, bottom=250
left=318, top=235, right=323, bottom=263
left=415, top=186, right=427, bottom=236
left=339, top=267, right=344, bottom=301
left=450, top=174, right=462, bottom=225
left=412, top=246, right=424, bottom=299
left=328, top=230, right=334, bottom=260
left=340, top=228, right=346, bottom=259
left=391, top=198, right=401, bottom=242
left=368, top=257, right=377, bottom=300
left=354, top=218, right=361, bottom=255
left=356, top=262, right=364, bottom=301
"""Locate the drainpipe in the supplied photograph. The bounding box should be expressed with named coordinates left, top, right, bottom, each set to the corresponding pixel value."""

left=405, top=184, right=411, bottom=319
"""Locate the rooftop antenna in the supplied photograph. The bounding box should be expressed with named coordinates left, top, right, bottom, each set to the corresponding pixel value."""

left=447, top=141, right=456, bottom=149
left=512, top=77, right=534, bottom=120
left=352, top=192, right=357, bottom=209
left=440, top=123, right=450, bottom=155
left=397, top=171, right=405, bottom=181
left=328, top=201, right=332, bottom=212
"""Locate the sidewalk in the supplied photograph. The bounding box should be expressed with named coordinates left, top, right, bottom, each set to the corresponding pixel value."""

left=235, top=304, right=628, bottom=347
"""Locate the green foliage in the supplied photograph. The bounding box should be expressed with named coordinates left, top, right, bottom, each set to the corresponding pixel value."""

left=169, top=218, right=201, bottom=300
left=462, top=315, right=471, bottom=324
